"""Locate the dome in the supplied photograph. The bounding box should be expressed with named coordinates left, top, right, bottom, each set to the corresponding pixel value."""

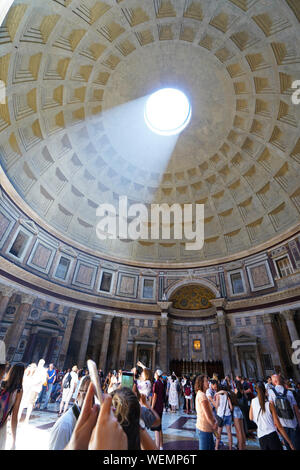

left=0, top=0, right=300, bottom=266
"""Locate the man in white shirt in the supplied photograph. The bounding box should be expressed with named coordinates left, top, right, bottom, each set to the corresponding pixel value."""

left=49, top=375, right=90, bottom=450
left=59, top=365, right=79, bottom=416
left=268, top=374, right=300, bottom=450
left=21, top=359, right=48, bottom=424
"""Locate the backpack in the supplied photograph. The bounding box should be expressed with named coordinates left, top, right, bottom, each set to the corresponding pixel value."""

left=272, top=388, right=295, bottom=420
left=184, top=385, right=191, bottom=397
left=63, top=372, right=72, bottom=389
left=0, top=389, right=13, bottom=427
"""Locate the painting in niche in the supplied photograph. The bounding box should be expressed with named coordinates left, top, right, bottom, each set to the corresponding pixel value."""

left=249, top=263, right=270, bottom=288
left=193, top=339, right=201, bottom=351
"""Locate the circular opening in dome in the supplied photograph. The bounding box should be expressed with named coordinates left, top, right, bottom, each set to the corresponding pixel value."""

left=144, top=88, right=192, bottom=136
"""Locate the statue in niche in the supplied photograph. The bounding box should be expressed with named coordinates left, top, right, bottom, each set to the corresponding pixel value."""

left=138, top=348, right=151, bottom=368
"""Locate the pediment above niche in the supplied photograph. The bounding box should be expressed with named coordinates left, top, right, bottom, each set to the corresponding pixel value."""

left=141, top=269, right=157, bottom=276
left=134, top=334, right=157, bottom=343
left=232, top=331, right=258, bottom=344
left=101, top=263, right=117, bottom=271
left=19, top=218, right=38, bottom=235
left=227, top=262, right=243, bottom=270
left=58, top=244, right=77, bottom=257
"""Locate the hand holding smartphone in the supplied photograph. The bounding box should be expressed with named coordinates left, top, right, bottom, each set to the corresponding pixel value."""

left=87, top=359, right=104, bottom=406
left=121, top=371, right=134, bottom=389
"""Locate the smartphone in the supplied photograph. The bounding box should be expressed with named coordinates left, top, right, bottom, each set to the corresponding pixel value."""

left=121, top=371, right=134, bottom=389
left=87, top=359, right=104, bottom=405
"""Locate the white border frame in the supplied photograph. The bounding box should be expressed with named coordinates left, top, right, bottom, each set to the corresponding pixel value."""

left=246, top=260, right=274, bottom=292
left=52, top=253, right=74, bottom=283
left=141, top=277, right=156, bottom=300
left=98, top=269, right=115, bottom=295
left=6, top=226, right=33, bottom=263
left=227, top=268, right=246, bottom=297
left=273, top=253, right=294, bottom=279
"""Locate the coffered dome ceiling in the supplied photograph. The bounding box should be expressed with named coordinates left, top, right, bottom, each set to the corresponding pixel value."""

left=0, top=0, right=300, bottom=265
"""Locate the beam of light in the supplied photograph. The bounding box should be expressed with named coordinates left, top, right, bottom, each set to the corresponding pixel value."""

left=97, top=93, right=180, bottom=177
left=0, top=0, right=15, bottom=27
left=145, top=88, right=192, bottom=136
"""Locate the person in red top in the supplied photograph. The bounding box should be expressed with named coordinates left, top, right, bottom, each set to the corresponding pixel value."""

left=151, top=369, right=164, bottom=450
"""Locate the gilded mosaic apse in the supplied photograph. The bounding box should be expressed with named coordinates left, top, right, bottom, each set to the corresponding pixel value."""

left=170, top=284, right=215, bottom=310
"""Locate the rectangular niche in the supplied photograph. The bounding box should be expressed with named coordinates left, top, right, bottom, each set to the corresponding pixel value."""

left=246, top=259, right=274, bottom=292
left=6, top=226, right=32, bottom=262
left=116, top=273, right=138, bottom=298
left=99, top=270, right=114, bottom=294
left=54, top=255, right=72, bottom=281
left=228, top=269, right=246, bottom=296
left=141, top=277, right=156, bottom=299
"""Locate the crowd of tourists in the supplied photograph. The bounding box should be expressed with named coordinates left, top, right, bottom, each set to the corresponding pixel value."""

left=0, top=341, right=300, bottom=451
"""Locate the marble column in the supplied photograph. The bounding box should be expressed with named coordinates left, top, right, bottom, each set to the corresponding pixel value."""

left=98, top=316, right=113, bottom=372
left=58, top=307, right=77, bottom=369
left=22, top=332, right=38, bottom=363
left=4, top=293, right=35, bottom=360
left=0, top=286, right=16, bottom=323
left=77, top=312, right=94, bottom=368
left=263, top=313, right=284, bottom=374
left=118, top=317, right=129, bottom=369
left=110, top=318, right=122, bottom=370
left=45, top=334, right=58, bottom=365
left=281, top=310, right=300, bottom=380
left=204, top=325, right=213, bottom=361
left=216, top=310, right=232, bottom=377
left=282, top=310, right=299, bottom=344
left=234, top=345, right=242, bottom=376
left=157, top=301, right=172, bottom=374
left=254, top=342, right=264, bottom=379
left=159, top=316, right=169, bottom=373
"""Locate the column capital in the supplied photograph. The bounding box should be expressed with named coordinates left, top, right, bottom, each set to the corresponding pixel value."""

left=263, top=313, right=275, bottom=324
left=19, top=293, right=35, bottom=305
left=216, top=310, right=226, bottom=325
left=281, top=310, right=295, bottom=321
left=210, top=298, right=227, bottom=310
left=157, top=301, right=172, bottom=312
left=81, top=311, right=94, bottom=321
left=104, top=315, right=113, bottom=324
left=68, top=307, right=78, bottom=317
left=160, top=317, right=168, bottom=327
left=0, top=286, right=16, bottom=297
left=121, top=317, right=130, bottom=326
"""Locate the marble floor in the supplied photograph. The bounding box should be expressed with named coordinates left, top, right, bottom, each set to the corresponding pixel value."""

left=4, top=400, right=262, bottom=451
